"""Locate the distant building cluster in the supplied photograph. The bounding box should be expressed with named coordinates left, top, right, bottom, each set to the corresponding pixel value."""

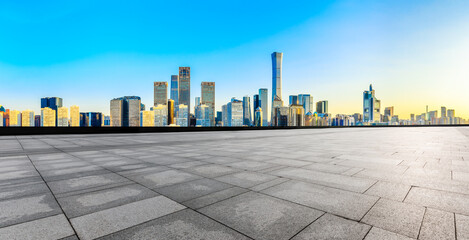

left=1, top=52, right=467, bottom=127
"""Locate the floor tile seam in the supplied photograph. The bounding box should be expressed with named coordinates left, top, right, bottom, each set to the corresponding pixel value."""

left=16, top=136, right=81, bottom=238
left=287, top=212, right=326, bottom=240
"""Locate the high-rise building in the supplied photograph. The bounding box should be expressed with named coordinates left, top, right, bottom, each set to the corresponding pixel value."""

left=154, top=82, right=168, bottom=106
left=21, top=110, right=34, bottom=127
left=289, top=105, right=305, bottom=126
left=242, top=96, right=252, bottom=126
left=305, top=112, right=313, bottom=126
left=168, top=99, right=175, bottom=125
left=176, top=104, right=188, bottom=127
left=153, top=104, right=168, bottom=126
left=104, top=116, right=111, bottom=126
left=41, top=97, right=63, bottom=126
left=254, top=107, right=263, bottom=127
left=80, top=112, right=103, bottom=127
left=110, top=96, right=141, bottom=127
left=298, top=94, right=312, bottom=113
left=215, top=111, right=222, bottom=126
left=259, top=88, right=268, bottom=126
left=289, top=95, right=298, bottom=105
left=140, top=111, right=155, bottom=127
left=57, top=107, right=69, bottom=127
left=201, top=82, right=215, bottom=126
left=363, top=85, right=380, bottom=122
left=410, top=114, right=415, bottom=123
left=170, top=75, right=179, bottom=105
left=316, top=101, right=329, bottom=114
left=441, top=106, right=447, bottom=118
left=222, top=105, right=228, bottom=127
left=384, top=106, right=394, bottom=122
left=448, top=109, right=455, bottom=118
left=227, top=98, right=243, bottom=127
left=41, top=108, right=56, bottom=127
left=9, top=110, right=21, bottom=127
left=195, top=104, right=211, bottom=126
left=272, top=106, right=289, bottom=127
left=70, top=105, right=80, bottom=127
left=178, top=67, right=191, bottom=116
left=0, top=112, right=3, bottom=127
left=271, top=52, right=283, bottom=102
left=253, top=94, right=259, bottom=113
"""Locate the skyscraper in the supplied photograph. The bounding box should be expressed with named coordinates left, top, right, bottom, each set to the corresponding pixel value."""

left=259, top=88, right=268, bottom=126
left=222, top=105, right=228, bottom=127
left=441, top=106, right=447, bottom=118
left=70, top=105, right=80, bottom=127
left=80, top=112, right=103, bottom=127
left=110, top=96, right=141, bottom=127
left=154, top=82, right=168, bottom=106
left=242, top=96, right=252, bottom=126
left=253, top=94, right=259, bottom=113
left=289, top=105, right=305, bottom=126
left=289, top=95, right=298, bottom=105
left=168, top=99, right=175, bottom=125
left=384, top=106, right=394, bottom=122
left=201, top=82, right=215, bottom=126
left=41, top=97, right=63, bottom=126
left=57, top=107, right=69, bottom=127
left=170, top=75, right=179, bottom=105
left=271, top=52, right=283, bottom=102
left=316, top=101, right=329, bottom=114
left=227, top=98, right=243, bottom=127
left=298, top=94, right=312, bottom=113
left=176, top=104, right=188, bottom=127
left=254, top=107, right=262, bottom=127
left=195, top=104, right=210, bottom=126
left=153, top=104, right=168, bottom=126
left=178, top=67, right=191, bottom=117
left=363, top=85, right=380, bottom=122
left=9, top=110, right=21, bottom=127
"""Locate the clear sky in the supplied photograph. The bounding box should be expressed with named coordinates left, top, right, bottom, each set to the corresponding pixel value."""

left=1, top=0, right=469, bottom=118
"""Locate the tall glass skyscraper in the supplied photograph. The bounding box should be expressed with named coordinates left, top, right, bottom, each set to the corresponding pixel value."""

left=363, top=84, right=380, bottom=122
left=154, top=82, right=168, bottom=106
left=316, top=101, right=329, bottom=114
left=110, top=96, right=141, bottom=127
left=178, top=67, right=191, bottom=117
left=253, top=94, right=259, bottom=113
left=289, top=95, right=298, bottom=105
left=259, top=88, right=268, bottom=126
left=271, top=52, right=283, bottom=102
left=170, top=75, right=179, bottom=105
left=201, top=82, right=215, bottom=126
left=242, top=96, right=252, bottom=126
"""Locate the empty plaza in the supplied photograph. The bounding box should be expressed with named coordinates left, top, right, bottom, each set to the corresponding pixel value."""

left=1, top=127, right=469, bottom=239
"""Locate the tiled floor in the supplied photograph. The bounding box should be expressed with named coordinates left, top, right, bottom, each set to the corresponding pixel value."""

left=1, top=127, right=469, bottom=239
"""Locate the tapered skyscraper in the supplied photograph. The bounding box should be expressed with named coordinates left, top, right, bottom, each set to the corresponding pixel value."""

left=271, top=52, right=283, bottom=102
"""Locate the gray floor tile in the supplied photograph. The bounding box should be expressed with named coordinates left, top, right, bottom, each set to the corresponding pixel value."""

left=156, top=178, right=232, bottom=202
left=419, top=208, right=455, bottom=240
left=0, top=214, right=75, bottom=240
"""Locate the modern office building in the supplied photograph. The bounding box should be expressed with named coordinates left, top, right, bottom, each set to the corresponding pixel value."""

left=21, top=110, right=34, bottom=127
left=0, top=112, right=3, bottom=127
left=176, top=104, right=188, bottom=127
left=316, top=101, right=329, bottom=114
left=70, top=105, right=80, bottom=127
left=305, top=112, right=313, bottom=126
left=253, top=94, right=259, bottom=114
left=178, top=67, right=191, bottom=116
left=289, top=95, right=298, bottom=105
left=289, top=105, right=305, bottom=126
left=110, top=96, right=141, bottom=127
left=57, top=107, right=69, bottom=127
left=153, top=104, right=168, bottom=126
left=272, top=106, right=289, bottom=127
left=298, top=94, right=313, bottom=113
left=272, top=52, right=283, bottom=102
left=170, top=75, right=179, bottom=105
left=363, top=85, right=380, bottom=122
left=254, top=107, right=262, bottom=127
left=9, top=110, right=21, bottom=127
left=168, top=99, right=175, bottom=125
left=41, top=108, right=56, bottom=127
left=41, top=97, right=63, bottom=126
left=80, top=112, right=103, bottom=127
left=34, top=115, right=40, bottom=127
left=154, top=82, right=168, bottom=106
left=215, top=111, right=222, bottom=126
left=259, top=88, right=268, bottom=126
left=201, top=82, right=215, bottom=126
left=140, top=110, right=155, bottom=127
left=227, top=98, right=243, bottom=127
left=242, top=96, right=252, bottom=126
left=195, top=104, right=211, bottom=126
left=103, top=116, right=111, bottom=126
left=195, top=97, right=201, bottom=109
left=384, top=106, right=394, bottom=122
left=222, top=105, right=228, bottom=127
left=441, top=106, right=447, bottom=118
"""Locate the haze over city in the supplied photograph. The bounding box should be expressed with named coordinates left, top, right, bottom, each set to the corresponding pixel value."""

left=1, top=0, right=469, bottom=118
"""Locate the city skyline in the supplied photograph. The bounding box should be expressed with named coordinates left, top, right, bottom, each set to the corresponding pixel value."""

left=1, top=1, right=469, bottom=118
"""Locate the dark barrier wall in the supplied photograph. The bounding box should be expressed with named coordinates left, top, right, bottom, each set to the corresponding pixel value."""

left=0, top=125, right=468, bottom=136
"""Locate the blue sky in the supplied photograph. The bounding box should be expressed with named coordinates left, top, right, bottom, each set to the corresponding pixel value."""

left=1, top=0, right=469, bottom=118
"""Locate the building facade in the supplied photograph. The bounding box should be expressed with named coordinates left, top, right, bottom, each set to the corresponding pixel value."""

left=154, top=82, right=168, bottom=106
left=227, top=98, right=243, bottom=127
left=316, top=101, right=329, bottom=114
left=259, top=88, right=268, bottom=126
left=41, top=108, right=56, bottom=127
left=201, top=82, right=215, bottom=126
left=140, top=111, right=155, bottom=127
left=298, top=94, right=312, bottom=113
left=110, top=96, right=141, bottom=127
left=57, top=107, right=69, bottom=127
left=178, top=67, right=191, bottom=118
left=289, top=104, right=305, bottom=126
left=254, top=107, right=262, bottom=127
left=176, top=104, right=188, bottom=127
left=9, top=110, right=21, bottom=127
left=70, top=105, right=80, bottom=127
left=41, top=97, right=63, bottom=126
left=363, top=85, right=381, bottom=122
left=271, top=52, right=283, bottom=102
left=80, top=112, right=103, bottom=127
left=242, top=96, right=252, bottom=126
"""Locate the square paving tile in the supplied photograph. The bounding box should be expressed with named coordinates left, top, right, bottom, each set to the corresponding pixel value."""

left=155, top=178, right=232, bottom=202
left=215, top=171, right=278, bottom=188
left=199, top=191, right=324, bottom=240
